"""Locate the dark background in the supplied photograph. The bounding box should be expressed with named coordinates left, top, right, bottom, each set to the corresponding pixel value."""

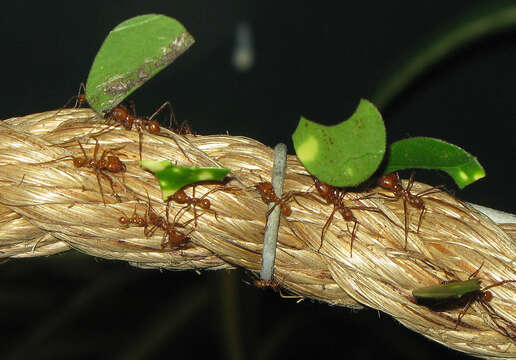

left=0, top=1, right=515, bottom=359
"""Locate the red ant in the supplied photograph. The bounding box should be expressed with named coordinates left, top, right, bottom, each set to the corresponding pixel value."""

left=60, top=83, right=87, bottom=109
left=255, top=182, right=292, bottom=217
left=300, top=178, right=383, bottom=256
left=416, top=263, right=516, bottom=339
left=74, top=83, right=87, bottom=108
left=168, top=184, right=231, bottom=226
left=455, top=279, right=516, bottom=339
left=106, top=101, right=190, bottom=162
left=452, top=265, right=516, bottom=338
left=145, top=191, right=197, bottom=250
left=40, top=139, right=126, bottom=205
left=254, top=278, right=281, bottom=291
left=377, top=172, right=443, bottom=249
left=54, top=83, right=88, bottom=118
left=73, top=140, right=126, bottom=205
left=118, top=204, right=146, bottom=228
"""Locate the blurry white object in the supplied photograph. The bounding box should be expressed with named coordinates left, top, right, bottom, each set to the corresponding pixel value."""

left=232, top=21, right=255, bottom=72
left=468, top=202, right=516, bottom=224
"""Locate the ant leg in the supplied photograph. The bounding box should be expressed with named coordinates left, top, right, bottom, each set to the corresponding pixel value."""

left=95, top=170, right=107, bottom=206
left=74, top=82, right=86, bottom=108
left=145, top=224, right=160, bottom=238
left=149, top=101, right=176, bottom=129
left=455, top=299, right=474, bottom=329
left=318, top=206, right=336, bottom=251
left=138, top=129, right=143, bottom=162
left=416, top=207, right=425, bottom=234
left=416, top=186, right=445, bottom=198
left=349, top=220, right=358, bottom=257
left=406, top=171, right=416, bottom=193
left=192, top=185, right=199, bottom=227
left=403, top=198, right=409, bottom=249
left=77, top=141, right=88, bottom=159
left=264, top=202, right=279, bottom=219
left=468, top=262, right=484, bottom=279
left=58, top=82, right=86, bottom=113
left=374, top=192, right=399, bottom=202
left=128, top=100, right=136, bottom=115
left=482, top=279, right=516, bottom=292
left=93, top=138, right=100, bottom=163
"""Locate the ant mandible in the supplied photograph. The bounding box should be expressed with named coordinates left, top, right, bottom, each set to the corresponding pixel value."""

left=106, top=101, right=190, bottom=162
left=377, top=172, right=442, bottom=249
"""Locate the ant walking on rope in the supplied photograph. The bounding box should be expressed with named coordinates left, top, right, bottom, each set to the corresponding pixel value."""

left=167, top=183, right=239, bottom=226
left=296, top=177, right=385, bottom=256
left=255, top=181, right=292, bottom=217
left=106, top=101, right=191, bottom=162
left=117, top=193, right=197, bottom=250
left=39, top=139, right=126, bottom=205
left=413, top=263, right=516, bottom=339
left=145, top=191, right=197, bottom=250
left=376, top=172, right=443, bottom=249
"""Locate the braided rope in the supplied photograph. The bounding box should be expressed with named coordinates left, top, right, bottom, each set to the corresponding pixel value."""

left=1, top=109, right=515, bottom=358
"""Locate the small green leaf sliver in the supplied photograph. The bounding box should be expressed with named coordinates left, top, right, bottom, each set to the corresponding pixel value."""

left=292, top=99, right=386, bottom=187
left=412, top=278, right=481, bottom=301
left=140, top=160, right=230, bottom=200
left=384, top=137, right=485, bottom=189
left=86, top=14, right=195, bottom=114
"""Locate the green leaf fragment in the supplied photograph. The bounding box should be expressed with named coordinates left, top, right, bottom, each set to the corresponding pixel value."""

left=384, top=137, right=485, bottom=189
left=413, top=278, right=481, bottom=301
left=292, top=99, right=386, bottom=187
left=140, top=160, right=230, bottom=201
left=86, top=14, right=195, bottom=114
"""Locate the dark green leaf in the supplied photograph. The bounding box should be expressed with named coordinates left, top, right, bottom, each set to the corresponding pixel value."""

left=86, top=14, right=195, bottom=114
left=140, top=160, right=230, bottom=200
left=292, top=99, right=386, bottom=187
left=384, top=137, right=485, bottom=189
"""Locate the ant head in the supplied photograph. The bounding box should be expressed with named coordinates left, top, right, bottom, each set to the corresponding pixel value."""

left=170, top=189, right=188, bottom=204
left=199, top=198, right=211, bottom=210
left=482, top=290, right=493, bottom=302
left=255, top=182, right=272, bottom=192
left=314, top=179, right=331, bottom=198
left=378, top=173, right=398, bottom=190
left=147, top=120, right=160, bottom=134
left=73, top=157, right=86, bottom=167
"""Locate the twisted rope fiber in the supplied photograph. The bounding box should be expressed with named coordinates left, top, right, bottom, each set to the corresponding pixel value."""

left=1, top=109, right=515, bottom=358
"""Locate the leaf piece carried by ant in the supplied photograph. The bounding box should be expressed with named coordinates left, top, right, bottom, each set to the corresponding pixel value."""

left=412, top=264, right=516, bottom=339
left=292, top=99, right=386, bottom=187
left=140, top=160, right=230, bottom=200
left=86, top=14, right=195, bottom=114
left=412, top=278, right=481, bottom=307
left=384, top=137, right=485, bottom=189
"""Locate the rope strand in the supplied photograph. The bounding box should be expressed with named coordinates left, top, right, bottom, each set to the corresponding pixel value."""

left=0, top=109, right=514, bottom=358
